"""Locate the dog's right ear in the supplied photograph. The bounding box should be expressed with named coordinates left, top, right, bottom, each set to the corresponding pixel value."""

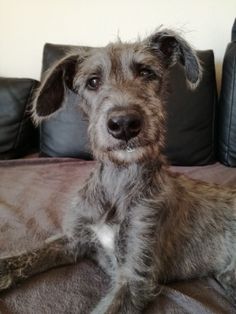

left=32, top=54, right=78, bottom=123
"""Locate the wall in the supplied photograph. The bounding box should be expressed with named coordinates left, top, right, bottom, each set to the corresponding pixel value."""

left=0, top=0, right=235, bottom=86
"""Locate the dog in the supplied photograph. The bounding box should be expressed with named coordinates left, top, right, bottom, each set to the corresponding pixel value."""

left=0, top=29, right=236, bottom=314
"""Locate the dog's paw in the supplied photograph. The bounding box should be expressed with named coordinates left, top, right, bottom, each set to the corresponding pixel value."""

left=0, top=259, right=13, bottom=291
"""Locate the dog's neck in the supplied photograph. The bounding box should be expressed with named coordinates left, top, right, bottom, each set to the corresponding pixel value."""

left=98, top=159, right=165, bottom=201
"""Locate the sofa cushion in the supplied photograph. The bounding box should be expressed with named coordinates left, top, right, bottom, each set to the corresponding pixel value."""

left=218, top=19, right=236, bottom=167
left=40, top=90, right=92, bottom=159
left=39, top=43, right=217, bottom=165
left=165, top=50, right=217, bottom=165
left=0, top=77, right=39, bottom=159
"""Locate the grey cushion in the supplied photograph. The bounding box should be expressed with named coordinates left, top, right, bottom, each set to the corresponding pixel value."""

left=165, top=50, right=217, bottom=165
left=40, top=90, right=91, bottom=159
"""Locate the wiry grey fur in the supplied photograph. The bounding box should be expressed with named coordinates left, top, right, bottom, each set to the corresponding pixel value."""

left=0, top=29, right=236, bottom=314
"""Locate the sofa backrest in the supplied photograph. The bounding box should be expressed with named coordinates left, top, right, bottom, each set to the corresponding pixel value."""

left=218, top=19, right=236, bottom=167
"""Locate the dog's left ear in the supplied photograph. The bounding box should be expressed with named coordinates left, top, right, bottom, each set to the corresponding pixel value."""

left=148, top=29, right=202, bottom=88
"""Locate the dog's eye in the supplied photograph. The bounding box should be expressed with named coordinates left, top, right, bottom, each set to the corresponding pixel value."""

left=138, top=67, right=157, bottom=80
left=86, top=77, right=101, bottom=91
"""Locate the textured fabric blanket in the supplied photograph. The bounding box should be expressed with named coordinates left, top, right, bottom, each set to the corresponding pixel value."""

left=0, top=158, right=236, bottom=314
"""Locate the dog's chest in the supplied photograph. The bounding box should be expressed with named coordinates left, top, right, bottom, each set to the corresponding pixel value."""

left=91, top=224, right=116, bottom=251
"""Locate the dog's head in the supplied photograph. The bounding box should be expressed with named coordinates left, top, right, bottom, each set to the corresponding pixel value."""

left=33, top=29, right=202, bottom=165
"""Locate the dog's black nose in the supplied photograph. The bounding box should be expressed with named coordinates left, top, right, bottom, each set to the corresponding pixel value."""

left=107, top=113, right=142, bottom=141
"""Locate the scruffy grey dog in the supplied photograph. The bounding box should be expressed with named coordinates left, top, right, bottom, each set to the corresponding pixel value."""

left=0, top=29, right=236, bottom=313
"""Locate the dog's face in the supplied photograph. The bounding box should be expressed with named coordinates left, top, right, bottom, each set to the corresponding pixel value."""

left=33, top=30, right=202, bottom=165
left=74, top=43, right=167, bottom=164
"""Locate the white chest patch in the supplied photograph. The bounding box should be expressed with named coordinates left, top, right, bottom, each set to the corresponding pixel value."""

left=91, top=224, right=115, bottom=251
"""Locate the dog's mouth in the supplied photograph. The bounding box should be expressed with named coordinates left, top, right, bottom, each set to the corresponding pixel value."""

left=96, top=135, right=160, bottom=164
left=123, top=141, right=137, bottom=153
left=126, top=145, right=136, bottom=153
left=106, top=138, right=157, bottom=157
left=107, top=138, right=141, bottom=153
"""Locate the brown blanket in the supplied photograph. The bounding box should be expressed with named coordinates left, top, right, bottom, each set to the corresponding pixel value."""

left=0, top=158, right=236, bottom=314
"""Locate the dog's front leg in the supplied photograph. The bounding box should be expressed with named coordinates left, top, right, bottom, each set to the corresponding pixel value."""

left=0, top=234, right=75, bottom=291
left=92, top=276, right=158, bottom=314
left=91, top=281, right=139, bottom=314
left=92, top=250, right=158, bottom=314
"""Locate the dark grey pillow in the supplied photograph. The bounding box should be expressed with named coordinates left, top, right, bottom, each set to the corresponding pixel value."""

left=0, top=77, right=39, bottom=159
left=165, top=50, right=217, bottom=165
left=39, top=43, right=217, bottom=165
left=40, top=90, right=91, bottom=159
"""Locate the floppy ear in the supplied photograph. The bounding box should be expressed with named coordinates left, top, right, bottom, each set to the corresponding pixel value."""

left=148, top=29, right=202, bottom=89
left=32, top=54, right=78, bottom=123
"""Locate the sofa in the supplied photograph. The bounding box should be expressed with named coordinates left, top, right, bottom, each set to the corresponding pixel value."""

left=0, top=21, right=236, bottom=313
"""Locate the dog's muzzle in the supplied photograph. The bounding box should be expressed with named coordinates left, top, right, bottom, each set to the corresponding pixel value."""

left=107, top=110, right=143, bottom=141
